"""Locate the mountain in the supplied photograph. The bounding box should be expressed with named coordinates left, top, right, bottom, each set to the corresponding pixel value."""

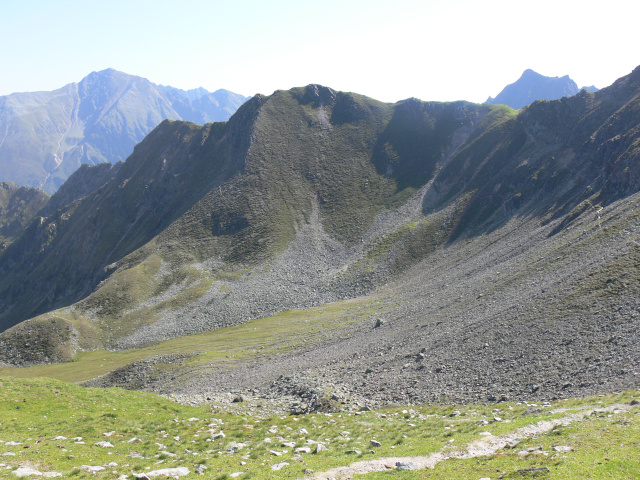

left=0, top=67, right=639, bottom=404
left=0, top=69, right=249, bottom=193
left=485, top=69, right=598, bottom=109
left=0, top=181, right=49, bottom=253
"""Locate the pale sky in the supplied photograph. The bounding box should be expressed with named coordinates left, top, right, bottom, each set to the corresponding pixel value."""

left=1, top=0, right=638, bottom=103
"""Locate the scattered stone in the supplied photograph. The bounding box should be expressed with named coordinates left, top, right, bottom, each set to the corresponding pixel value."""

left=630, top=400, right=639, bottom=406
left=298, top=428, right=308, bottom=435
left=103, top=431, right=115, bottom=437
left=232, top=396, right=244, bottom=403
left=229, top=473, right=244, bottom=478
left=370, top=439, right=382, bottom=447
left=128, top=437, right=142, bottom=444
left=159, top=450, right=179, bottom=458
left=211, top=432, right=225, bottom=440
left=4, top=442, right=20, bottom=446
left=271, top=462, right=289, bottom=471
left=552, top=445, right=573, bottom=452
left=295, top=447, right=311, bottom=454
left=396, top=461, right=418, bottom=470
left=374, top=319, right=385, bottom=328
left=52, top=436, right=67, bottom=441
left=316, top=443, right=327, bottom=453
left=346, top=449, right=361, bottom=455
left=518, top=467, right=551, bottom=473
left=195, top=464, right=207, bottom=474
left=12, top=467, right=42, bottom=477
left=80, top=465, right=106, bottom=474
left=270, top=450, right=282, bottom=456
left=142, top=467, right=190, bottom=477
left=94, top=441, right=114, bottom=448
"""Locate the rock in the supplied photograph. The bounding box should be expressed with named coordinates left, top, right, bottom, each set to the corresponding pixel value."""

left=295, top=447, right=311, bottom=454
left=80, top=466, right=106, bottom=474
left=346, top=449, right=361, bottom=455
left=52, top=436, right=67, bottom=440
left=12, top=467, right=42, bottom=477
left=211, top=432, right=225, bottom=440
left=630, top=400, right=639, bottom=406
left=195, top=464, right=207, bottom=474
left=143, top=467, right=190, bottom=477
left=232, top=396, right=244, bottom=403
left=128, top=437, right=142, bottom=443
left=518, top=467, right=551, bottom=473
left=396, top=461, right=418, bottom=470
left=159, top=450, right=179, bottom=458
left=552, top=445, right=573, bottom=452
left=94, top=441, right=114, bottom=448
left=102, top=431, right=115, bottom=437
left=315, top=443, right=327, bottom=453
left=270, top=450, right=282, bottom=456
left=5, top=442, right=20, bottom=446
left=271, top=462, right=289, bottom=471
left=303, top=469, right=315, bottom=474
left=298, top=428, right=309, bottom=435
left=370, top=439, right=382, bottom=447
left=374, top=319, right=385, bottom=328
left=230, top=473, right=244, bottom=478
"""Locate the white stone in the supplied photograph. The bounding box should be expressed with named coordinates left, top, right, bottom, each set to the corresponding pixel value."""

left=94, top=441, right=114, bottom=448
left=81, top=466, right=106, bottom=473
left=12, top=467, right=42, bottom=477
left=145, top=467, right=190, bottom=477
left=271, top=462, right=289, bottom=471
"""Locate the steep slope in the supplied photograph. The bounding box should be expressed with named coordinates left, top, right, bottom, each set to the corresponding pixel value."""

left=1, top=66, right=640, bottom=387
left=485, top=69, right=595, bottom=109
left=0, top=69, right=248, bottom=192
left=0, top=181, right=49, bottom=252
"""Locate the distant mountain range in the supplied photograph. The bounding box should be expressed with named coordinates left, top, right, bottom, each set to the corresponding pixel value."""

left=485, top=69, right=598, bottom=109
left=0, top=69, right=249, bottom=193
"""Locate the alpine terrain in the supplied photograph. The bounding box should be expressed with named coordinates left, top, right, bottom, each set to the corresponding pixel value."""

left=0, top=69, right=249, bottom=193
left=0, top=66, right=639, bottom=412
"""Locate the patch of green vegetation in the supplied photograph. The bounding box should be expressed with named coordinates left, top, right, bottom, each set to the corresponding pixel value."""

left=0, top=377, right=636, bottom=479
left=0, top=296, right=386, bottom=383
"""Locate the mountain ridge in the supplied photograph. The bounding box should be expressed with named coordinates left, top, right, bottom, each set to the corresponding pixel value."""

left=0, top=69, right=249, bottom=193
left=0, top=67, right=639, bottom=405
left=485, top=68, right=598, bottom=109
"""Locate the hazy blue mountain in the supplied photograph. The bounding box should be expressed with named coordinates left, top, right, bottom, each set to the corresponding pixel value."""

left=0, top=69, right=249, bottom=193
left=485, top=69, right=598, bottom=109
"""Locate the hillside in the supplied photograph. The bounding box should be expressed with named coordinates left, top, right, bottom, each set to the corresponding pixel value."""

left=485, top=69, right=597, bottom=109
left=0, top=66, right=639, bottom=405
left=0, top=181, right=49, bottom=252
left=0, top=69, right=249, bottom=192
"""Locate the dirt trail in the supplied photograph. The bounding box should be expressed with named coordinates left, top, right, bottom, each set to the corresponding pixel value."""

left=305, top=404, right=630, bottom=479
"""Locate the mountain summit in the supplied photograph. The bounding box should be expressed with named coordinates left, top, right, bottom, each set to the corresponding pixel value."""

left=485, top=69, right=597, bottom=109
left=0, top=69, right=249, bottom=193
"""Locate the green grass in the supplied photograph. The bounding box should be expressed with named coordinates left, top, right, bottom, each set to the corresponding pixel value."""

left=0, top=296, right=386, bottom=383
left=0, top=377, right=637, bottom=479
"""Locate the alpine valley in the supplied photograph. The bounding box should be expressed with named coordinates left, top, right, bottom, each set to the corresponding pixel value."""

left=1, top=65, right=640, bottom=418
